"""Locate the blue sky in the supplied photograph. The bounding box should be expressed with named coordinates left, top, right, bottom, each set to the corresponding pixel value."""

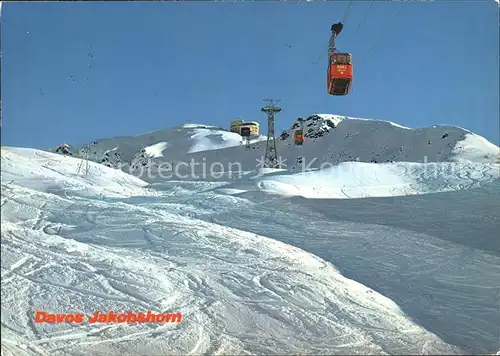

left=2, top=1, right=499, bottom=148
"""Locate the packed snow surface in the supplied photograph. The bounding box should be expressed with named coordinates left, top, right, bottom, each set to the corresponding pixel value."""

left=2, top=145, right=499, bottom=355
left=1, top=148, right=152, bottom=198
left=240, top=160, right=500, bottom=198
left=3, top=115, right=500, bottom=355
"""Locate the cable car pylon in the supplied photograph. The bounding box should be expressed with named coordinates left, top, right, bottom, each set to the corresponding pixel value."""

left=261, top=99, right=281, bottom=169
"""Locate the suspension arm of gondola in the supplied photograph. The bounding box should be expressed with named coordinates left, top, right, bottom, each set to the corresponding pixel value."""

left=329, top=22, right=344, bottom=56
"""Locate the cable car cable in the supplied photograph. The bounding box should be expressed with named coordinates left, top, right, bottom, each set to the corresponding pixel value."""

left=353, top=2, right=374, bottom=35
left=342, top=1, right=354, bottom=24
left=361, top=3, right=404, bottom=58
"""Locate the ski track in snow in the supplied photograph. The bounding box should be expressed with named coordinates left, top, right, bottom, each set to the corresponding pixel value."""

left=1, top=185, right=461, bottom=355
left=2, top=146, right=499, bottom=355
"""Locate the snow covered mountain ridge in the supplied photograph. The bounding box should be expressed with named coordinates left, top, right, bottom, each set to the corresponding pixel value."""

left=54, top=113, right=499, bottom=162
left=50, top=114, right=499, bottom=179
left=278, top=114, right=499, bottom=163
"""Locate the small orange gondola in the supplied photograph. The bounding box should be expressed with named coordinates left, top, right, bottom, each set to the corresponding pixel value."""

left=294, top=129, right=304, bottom=145
left=327, top=22, right=353, bottom=96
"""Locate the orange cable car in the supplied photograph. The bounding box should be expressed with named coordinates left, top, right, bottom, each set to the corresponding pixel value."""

left=327, top=22, right=353, bottom=96
left=294, top=129, right=304, bottom=145
left=328, top=52, right=353, bottom=95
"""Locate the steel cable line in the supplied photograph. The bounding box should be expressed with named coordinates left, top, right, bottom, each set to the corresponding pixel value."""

left=342, top=1, right=354, bottom=24
left=360, top=3, right=404, bottom=59
left=354, top=2, right=374, bottom=35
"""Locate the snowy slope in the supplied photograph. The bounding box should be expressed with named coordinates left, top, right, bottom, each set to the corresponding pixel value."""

left=1, top=147, right=470, bottom=355
left=208, top=179, right=500, bottom=354
left=1, top=148, right=154, bottom=198
left=232, top=160, right=500, bottom=199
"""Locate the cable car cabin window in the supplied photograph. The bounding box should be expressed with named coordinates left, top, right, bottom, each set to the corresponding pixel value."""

left=331, top=53, right=352, bottom=65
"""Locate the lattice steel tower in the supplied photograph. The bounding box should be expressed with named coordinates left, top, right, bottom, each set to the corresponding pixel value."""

left=261, top=99, right=281, bottom=168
